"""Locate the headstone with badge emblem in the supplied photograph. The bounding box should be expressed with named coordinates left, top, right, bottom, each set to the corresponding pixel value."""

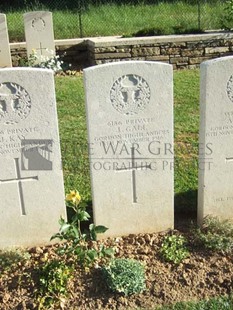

left=0, top=67, right=66, bottom=248
left=23, top=11, right=55, bottom=60
left=84, top=61, right=174, bottom=238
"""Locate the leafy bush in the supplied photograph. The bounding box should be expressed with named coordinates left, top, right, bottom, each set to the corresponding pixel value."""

left=37, top=260, right=73, bottom=308
left=194, top=216, right=233, bottom=253
left=221, top=0, right=233, bottom=30
left=51, top=190, right=114, bottom=268
left=160, top=234, right=189, bottom=264
left=102, top=258, right=146, bottom=296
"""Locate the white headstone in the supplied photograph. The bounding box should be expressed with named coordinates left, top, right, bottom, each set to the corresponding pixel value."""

left=0, top=68, right=66, bottom=248
left=84, top=61, right=174, bottom=238
left=24, top=11, right=55, bottom=59
left=0, top=14, right=12, bottom=68
left=198, top=56, right=233, bottom=224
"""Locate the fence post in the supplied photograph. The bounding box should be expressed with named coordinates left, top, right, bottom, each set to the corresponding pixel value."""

left=78, top=0, right=83, bottom=38
left=198, top=0, right=201, bottom=31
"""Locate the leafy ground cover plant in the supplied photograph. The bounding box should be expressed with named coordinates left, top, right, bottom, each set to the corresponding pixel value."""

left=51, top=190, right=114, bottom=268
left=0, top=249, right=30, bottom=274
left=160, top=234, right=189, bottom=264
left=102, top=258, right=146, bottom=296
left=194, top=216, right=233, bottom=253
left=37, top=259, right=73, bottom=309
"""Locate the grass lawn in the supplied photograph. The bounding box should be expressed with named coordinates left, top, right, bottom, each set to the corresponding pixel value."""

left=55, top=69, right=200, bottom=211
left=157, top=294, right=233, bottom=310
left=6, top=2, right=226, bottom=41
left=155, top=296, right=233, bottom=310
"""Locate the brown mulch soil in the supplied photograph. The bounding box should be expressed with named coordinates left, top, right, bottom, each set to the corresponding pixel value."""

left=0, top=223, right=232, bottom=310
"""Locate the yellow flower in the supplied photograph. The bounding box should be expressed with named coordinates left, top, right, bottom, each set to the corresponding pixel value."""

left=66, top=190, right=81, bottom=204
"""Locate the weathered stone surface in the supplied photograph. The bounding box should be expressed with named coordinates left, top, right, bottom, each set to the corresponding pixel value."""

left=181, top=49, right=203, bottom=57
left=94, top=52, right=131, bottom=60
left=170, top=42, right=186, bottom=48
left=198, top=56, right=233, bottom=224
left=95, top=47, right=116, bottom=53
left=95, top=47, right=131, bottom=53
left=186, top=41, right=208, bottom=49
left=84, top=61, right=174, bottom=238
left=146, top=55, right=169, bottom=61
left=0, top=68, right=66, bottom=248
left=0, top=14, right=12, bottom=67
left=170, top=57, right=188, bottom=65
left=116, top=48, right=131, bottom=53
left=131, top=47, right=160, bottom=57
left=161, top=47, right=181, bottom=55
left=205, top=47, right=229, bottom=54
left=189, top=56, right=212, bottom=65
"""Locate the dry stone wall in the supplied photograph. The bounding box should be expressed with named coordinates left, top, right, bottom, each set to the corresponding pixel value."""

left=9, top=32, right=233, bottom=70
left=87, top=33, right=233, bottom=69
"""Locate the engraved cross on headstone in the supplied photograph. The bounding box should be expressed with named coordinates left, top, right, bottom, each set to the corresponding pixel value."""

left=0, top=158, right=38, bottom=215
left=36, top=42, right=47, bottom=55
left=226, top=157, right=233, bottom=164
left=116, top=146, right=151, bottom=203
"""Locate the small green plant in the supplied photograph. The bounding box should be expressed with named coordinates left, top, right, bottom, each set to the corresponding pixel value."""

left=160, top=234, right=189, bottom=264
left=0, top=249, right=30, bottom=275
left=37, top=260, right=73, bottom=309
left=102, top=258, right=146, bottom=296
left=51, top=190, right=114, bottom=268
left=221, top=0, right=233, bottom=30
left=194, top=216, right=233, bottom=253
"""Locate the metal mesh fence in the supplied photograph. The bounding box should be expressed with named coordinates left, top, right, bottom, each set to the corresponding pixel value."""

left=0, top=0, right=228, bottom=42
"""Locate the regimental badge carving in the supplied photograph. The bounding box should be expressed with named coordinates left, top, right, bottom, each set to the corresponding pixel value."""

left=0, top=83, right=31, bottom=125
left=227, top=75, right=233, bottom=102
left=31, top=17, right=46, bottom=31
left=110, top=74, right=151, bottom=115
